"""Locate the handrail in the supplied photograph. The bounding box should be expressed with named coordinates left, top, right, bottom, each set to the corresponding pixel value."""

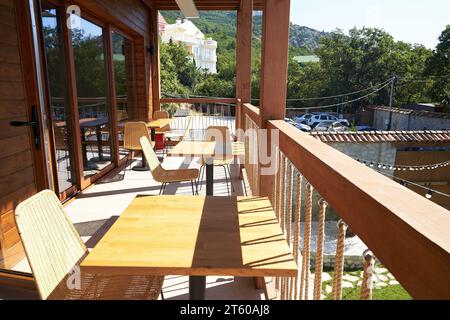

left=267, top=119, right=450, bottom=299
left=243, top=103, right=261, bottom=127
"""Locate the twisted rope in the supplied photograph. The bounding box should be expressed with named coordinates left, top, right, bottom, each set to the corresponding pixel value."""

left=293, top=173, right=302, bottom=300
left=276, top=153, right=286, bottom=293
left=332, top=220, right=348, bottom=300
left=360, top=250, right=375, bottom=300
left=313, top=199, right=327, bottom=300
left=300, top=183, right=313, bottom=300
left=285, top=164, right=293, bottom=300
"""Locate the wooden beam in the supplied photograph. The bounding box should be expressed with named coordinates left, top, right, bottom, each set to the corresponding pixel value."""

left=236, top=0, right=253, bottom=131
left=149, top=6, right=161, bottom=116
left=258, top=0, right=290, bottom=199
left=268, top=120, right=450, bottom=299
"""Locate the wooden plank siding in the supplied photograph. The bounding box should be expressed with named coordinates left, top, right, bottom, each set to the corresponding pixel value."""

left=0, top=0, right=37, bottom=269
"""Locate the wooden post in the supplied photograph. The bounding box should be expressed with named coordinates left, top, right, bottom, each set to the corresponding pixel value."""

left=236, top=0, right=253, bottom=132
left=149, top=6, right=161, bottom=117
left=258, top=0, right=291, bottom=201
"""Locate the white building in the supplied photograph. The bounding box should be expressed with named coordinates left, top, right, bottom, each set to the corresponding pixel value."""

left=161, top=18, right=218, bottom=74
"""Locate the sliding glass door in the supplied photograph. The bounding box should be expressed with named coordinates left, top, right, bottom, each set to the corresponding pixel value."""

left=71, top=17, right=114, bottom=179
left=112, top=31, right=136, bottom=159
left=40, top=0, right=77, bottom=196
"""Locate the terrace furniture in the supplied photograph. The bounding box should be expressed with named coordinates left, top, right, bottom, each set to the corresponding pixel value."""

left=167, top=140, right=216, bottom=195
left=146, top=118, right=172, bottom=141
left=140, top=136, right=200, bottom=195
left=80, top=195, right=298, bottom=300
left=199, top=126, right=235, bottom=195
left=14, top=190, right=164, bottom=300
left=123, top=121, right=154, bottom=173
left=153, top=110, right=184, bottom=153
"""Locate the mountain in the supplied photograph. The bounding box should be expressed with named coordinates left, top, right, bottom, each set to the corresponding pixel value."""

left=160, top=11, right=328, bottom=53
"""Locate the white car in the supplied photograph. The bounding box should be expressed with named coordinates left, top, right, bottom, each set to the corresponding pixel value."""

left=313, top=121, right=347, bottom=132
left=295, top=113, right=313, bottom=124
left=308, top=114, right=350, bottom=128
left=295, top=122, right=311, bottom=132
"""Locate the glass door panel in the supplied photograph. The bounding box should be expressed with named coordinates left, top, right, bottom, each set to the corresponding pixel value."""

left=112, top=32, right=135, bottom=159
left=71, top=17, right=113, bottom=178
left=41, top=1, right=76, bottom=195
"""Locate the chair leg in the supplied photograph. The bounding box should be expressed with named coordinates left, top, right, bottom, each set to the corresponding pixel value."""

left=160, top=289, right=165, bottom=300
left=191, top=181, right=195, bottom=196
left=198, top=165, right=205, bottom=191
left=226, top=165, right=235, bottom=193
left=222, top=165, right=230, bottom=196
left=159, top=182, right=167, bottom=195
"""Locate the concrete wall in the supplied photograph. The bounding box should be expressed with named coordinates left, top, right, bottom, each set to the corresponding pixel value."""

left=373, top=109, right=450, bottom=130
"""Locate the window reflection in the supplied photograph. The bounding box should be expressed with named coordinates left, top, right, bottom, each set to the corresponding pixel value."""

left=71, top=17, right=113, bottom=177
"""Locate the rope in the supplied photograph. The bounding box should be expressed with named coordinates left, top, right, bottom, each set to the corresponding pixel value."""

left=285, top=164, right=293, bottom=300
left=293, top=173, right=302, bottom=300
left=276, top=153, right=286, bottom=293
left=300, top=183, right=313, bottom=300
left=332, top=220, right=348, bottom=300
left=360, top=250, right=375, bottom=300
left=313, top=199, right=327, bottom=300
left=280, top=161, right=288, bottom=300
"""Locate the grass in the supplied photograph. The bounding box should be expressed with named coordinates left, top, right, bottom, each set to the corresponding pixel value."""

left=321, top=269, right=412, bottom=300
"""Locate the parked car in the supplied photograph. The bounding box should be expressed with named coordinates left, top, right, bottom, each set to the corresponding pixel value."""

left=295, top=122, right=312, bottom=132
left=328, top=121, right=348, bottom=132
left=295, top=113, right=313, bottom=124
left=284, top=117, right=297, bottom=126
left=308, top=114, right=350, bottom=128
left=313, top=121, right=347, bottom=132
left=312, top=120, right=335, bottom=131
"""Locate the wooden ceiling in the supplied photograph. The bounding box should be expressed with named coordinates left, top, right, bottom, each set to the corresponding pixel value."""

left=147, top=0, right=265, bottom=11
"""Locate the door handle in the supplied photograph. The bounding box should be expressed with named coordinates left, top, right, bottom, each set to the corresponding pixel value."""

left=9, top=106, right=41, bottom=150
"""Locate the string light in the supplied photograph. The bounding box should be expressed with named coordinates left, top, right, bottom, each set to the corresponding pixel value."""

left=426, top=190, right=433, bottom=199
left=356, top=159, right=450, bottom=172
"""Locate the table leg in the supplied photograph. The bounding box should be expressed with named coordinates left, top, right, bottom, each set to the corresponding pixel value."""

left=151, top=128, right=156, bottom=142
left=81, top=128, right=88, bottom=165
left=96, top=126, right=103, bottom=160
left=132, top=154, right=149, bottom=171
left=189, top=276, right=206, bottom=300
left=206, top=163, right=214, bottom=196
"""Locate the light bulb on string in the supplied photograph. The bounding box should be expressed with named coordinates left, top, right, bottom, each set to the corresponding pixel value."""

left=426, top=190, right=433, bottom=199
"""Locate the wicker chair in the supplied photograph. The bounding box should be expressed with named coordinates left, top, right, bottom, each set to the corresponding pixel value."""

left=123, top=121, right=154, bottom=176
left=200, top=126, right=235, bottom=195
left=140, top=136, right=199, bottom=195
left=14, top=190, right=164, bottom=300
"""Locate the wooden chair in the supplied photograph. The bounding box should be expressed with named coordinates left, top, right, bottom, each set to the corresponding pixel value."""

left=140, top=136, right=199, bottom=195
left=200, top=126, right=235, bottom=195
left=123, top=121, right=154, bottom=176
left=14, top=190, right=164, bottom=300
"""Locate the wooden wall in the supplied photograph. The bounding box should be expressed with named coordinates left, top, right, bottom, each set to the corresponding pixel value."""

left=0, top=0, right=37, bottom=269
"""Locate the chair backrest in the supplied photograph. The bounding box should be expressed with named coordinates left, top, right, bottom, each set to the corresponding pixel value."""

left=14, top=190, right=88, bottom=300
left=153, top=110, right=169, bottom=120
left=124, top=121, right=151, bottom=151
left=205, top=126, right=232, bottom=159
left=140, top=136, right=162, bottom=172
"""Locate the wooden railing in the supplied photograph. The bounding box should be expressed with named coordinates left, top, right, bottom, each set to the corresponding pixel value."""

left=241, top=105, right=450, bottom=300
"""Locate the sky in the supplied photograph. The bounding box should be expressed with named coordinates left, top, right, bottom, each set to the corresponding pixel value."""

left=290, top=0, right=449, bottom=49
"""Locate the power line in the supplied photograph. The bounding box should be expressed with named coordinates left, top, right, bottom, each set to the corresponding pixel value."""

left=285, top=80, right=393, bottom=111
left=251, top=78, right=394, bottom=102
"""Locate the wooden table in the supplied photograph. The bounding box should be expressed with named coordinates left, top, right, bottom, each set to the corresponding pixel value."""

left=167, top=141, right=216, bottom=195
left=147, top=119, right=172, bottom=141
left=80, top=195, right=298, bottom=300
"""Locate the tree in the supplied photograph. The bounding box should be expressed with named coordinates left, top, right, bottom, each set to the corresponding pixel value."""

left=425, top=25, right=450, bottom=109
